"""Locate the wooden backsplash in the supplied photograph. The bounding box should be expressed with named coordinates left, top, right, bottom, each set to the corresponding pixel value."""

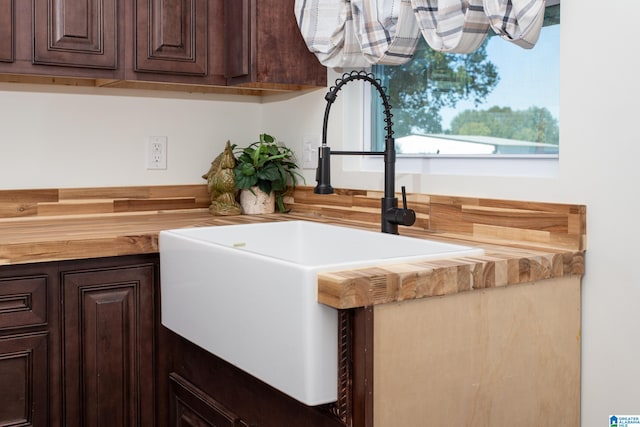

left=0, top=185, right=210, bottom=218
left=427, top=195, right=586, bottom=251
left=286, top=187, right=586, bottom=252
left=0, top=185, right=586, bottom=252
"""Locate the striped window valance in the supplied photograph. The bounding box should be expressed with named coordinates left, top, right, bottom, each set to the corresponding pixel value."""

left=295, top=0, right=547, bottom=68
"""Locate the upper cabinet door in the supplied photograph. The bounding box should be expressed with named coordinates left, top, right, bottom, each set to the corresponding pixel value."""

left=135, top=0, right=208, bottom=76
left=33, top=0, right=119, bottom=69
left=224, top=0, right=327, bottom=88
left=0, top=0, right=13, bottom=62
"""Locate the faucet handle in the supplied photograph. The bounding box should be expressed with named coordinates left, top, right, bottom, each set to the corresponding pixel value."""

left=384, top=186, right=416, bottom=229
left=398, top=186, right=416, bottom=227
left=401, top=186, right=409, bottom=210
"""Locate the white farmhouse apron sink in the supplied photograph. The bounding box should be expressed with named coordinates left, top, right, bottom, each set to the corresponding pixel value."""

left=159, top=220, right=482, bottom=405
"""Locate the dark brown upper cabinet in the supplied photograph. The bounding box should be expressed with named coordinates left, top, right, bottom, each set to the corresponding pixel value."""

left=0, top=0, right=326, bottom=92
left=0, top=0, right=124, bottom=79
left=134, top=0, right=208, bottom=76
left=33, top=0, right=119, bottom=70
left=127, top=0, right=226, bottom=86
left=0, top=0, right=13, bottom=62
left=225, top=0, right=327, bottom=89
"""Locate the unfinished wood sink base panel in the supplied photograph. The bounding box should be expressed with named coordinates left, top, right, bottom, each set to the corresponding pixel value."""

left=372, top=276, right=581, bottom=426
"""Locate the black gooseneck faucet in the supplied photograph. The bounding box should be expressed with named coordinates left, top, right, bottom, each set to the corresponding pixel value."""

left=314, top=70, right=416, bottom=234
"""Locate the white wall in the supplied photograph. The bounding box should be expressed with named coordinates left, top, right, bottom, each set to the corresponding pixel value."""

left=0, top=0, right=637, bottom=423
left=0, top=83, right=263, bottom=189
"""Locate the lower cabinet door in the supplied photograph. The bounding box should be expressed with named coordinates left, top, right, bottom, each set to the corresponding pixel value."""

left=169, top=373, right=249, bottom=427
left=0, top=333, right=48, bottom=426
left=61, top=263, right=155, bottom=427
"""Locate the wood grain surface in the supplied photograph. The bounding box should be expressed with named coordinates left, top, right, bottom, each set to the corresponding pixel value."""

left=0, top=185, right=586, bottom=308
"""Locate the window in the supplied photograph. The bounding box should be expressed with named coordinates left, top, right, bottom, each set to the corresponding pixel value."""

left=371, top=3, right=560, bottom=157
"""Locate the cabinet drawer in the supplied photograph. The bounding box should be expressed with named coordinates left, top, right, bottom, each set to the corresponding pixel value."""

left=169, top=373, right=249, bottom=427
left=0, top=275, right=48, bottom=330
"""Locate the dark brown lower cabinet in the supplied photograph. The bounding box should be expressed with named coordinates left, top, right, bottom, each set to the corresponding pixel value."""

left=159, top=320, right=365, bottom=427
left=60, top=258, right=156, bottom=427
left=0, top=255, right=158, bottom=427
left=169, top=373, right=250, bottom=427
left=0, top=333, right=48, bottom=426
left=0, top=262, right=58, bottom=427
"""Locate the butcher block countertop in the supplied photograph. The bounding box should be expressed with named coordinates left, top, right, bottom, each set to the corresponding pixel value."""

left=0, top=185, right=586, bottom=309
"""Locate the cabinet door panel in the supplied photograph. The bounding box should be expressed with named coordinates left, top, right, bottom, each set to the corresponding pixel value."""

left=33, top=0, right=118, bottom=69
left=135, top=0, right=207, bottom=75
left=0, top=0, right=13, bottom=62
left=62, top=264, right=155, bottom=427
left=0, top=333, right=48, bottom=426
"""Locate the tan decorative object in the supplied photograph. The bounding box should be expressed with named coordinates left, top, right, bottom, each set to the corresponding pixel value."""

left=202, top=141, right=242, bottom=216
left=239, top=186, right=275, bottom=214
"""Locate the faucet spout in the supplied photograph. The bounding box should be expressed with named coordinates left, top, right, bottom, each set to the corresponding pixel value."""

left=314, top=70, right=416, bottom=234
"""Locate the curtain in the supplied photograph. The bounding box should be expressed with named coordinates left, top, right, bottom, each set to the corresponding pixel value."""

left=410, top=0, right=489, bottom=53
left=295, top=0, right=547, bottom=68
left=483, top=0, right=546, bottom=49
left=294, top=0, right=370, bottom=68
left=351, top=0, right=421, bottom=65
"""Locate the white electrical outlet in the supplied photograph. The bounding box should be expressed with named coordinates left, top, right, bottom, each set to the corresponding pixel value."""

left=302, top=135, right=320, bottom=169
left=147, top=136, right=167, bottom=170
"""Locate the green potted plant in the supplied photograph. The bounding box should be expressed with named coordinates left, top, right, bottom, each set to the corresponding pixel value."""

left=233, top=133, right=304, bottom=214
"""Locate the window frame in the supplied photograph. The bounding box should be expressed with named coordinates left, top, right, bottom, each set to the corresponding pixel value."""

left=353, top=0, right=560, bottom=178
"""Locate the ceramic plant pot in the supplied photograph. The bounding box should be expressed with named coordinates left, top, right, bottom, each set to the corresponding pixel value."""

left=239, top=186, right=275, bottom=214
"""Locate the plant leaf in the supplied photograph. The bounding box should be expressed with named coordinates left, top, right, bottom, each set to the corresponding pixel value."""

left=238, top=163, right=256, bottom=177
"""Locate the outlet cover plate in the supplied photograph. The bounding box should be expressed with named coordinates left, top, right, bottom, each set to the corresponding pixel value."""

left=147, top=136, right=167, bottom=170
